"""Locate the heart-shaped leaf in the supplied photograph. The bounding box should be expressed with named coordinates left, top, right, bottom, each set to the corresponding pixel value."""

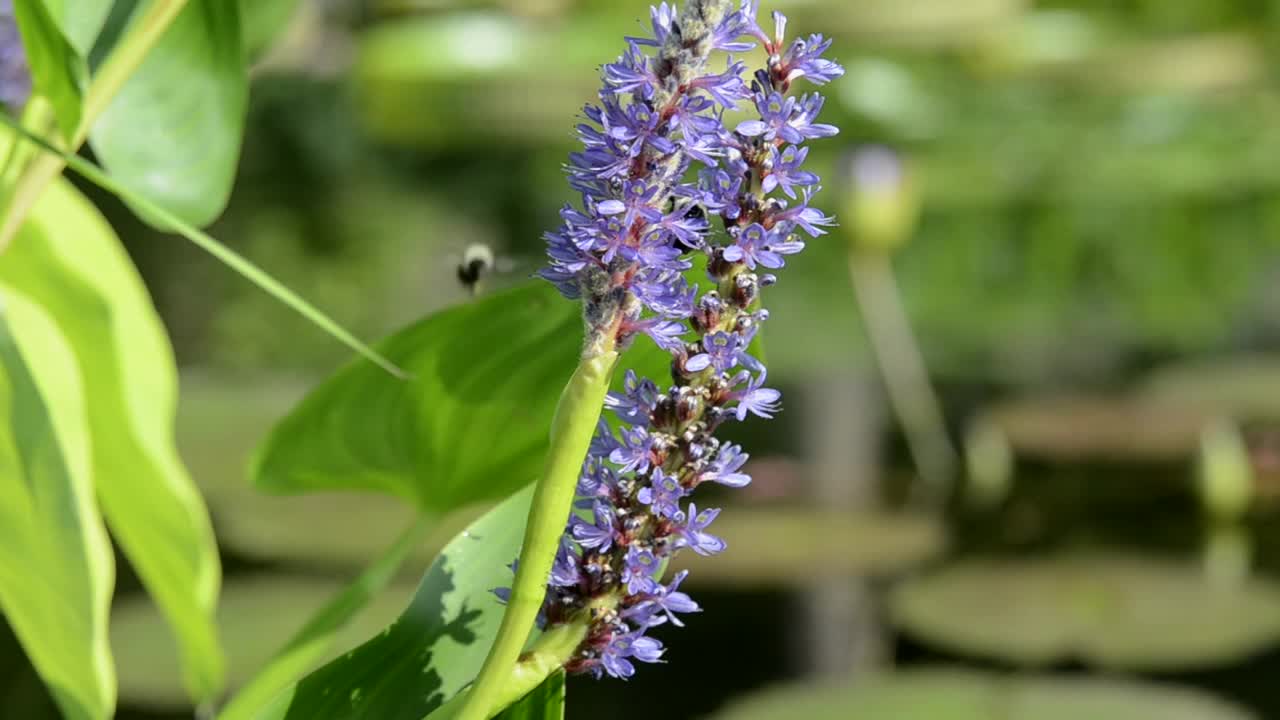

left=0, top=297, right=115, bottom=720
left=89, top=0, right=247, bottom=228
left=251, top=485, right=535, bottom=720
left=0, top=171, right=225, bottom=701
left=253, top=282, right=583, bottom=510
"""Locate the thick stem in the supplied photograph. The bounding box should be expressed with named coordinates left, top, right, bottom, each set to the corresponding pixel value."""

left=454, top=347, right=619, bottom=720
left=0, top=0, right=189, bottom=251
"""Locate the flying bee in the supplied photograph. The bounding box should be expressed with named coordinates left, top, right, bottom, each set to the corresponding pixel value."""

left=455, top=242, right=517, bottom=297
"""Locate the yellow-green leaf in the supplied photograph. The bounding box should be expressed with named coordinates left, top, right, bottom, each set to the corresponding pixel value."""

left=0, top=172, right=225, bottom=701
left=0, top=293, right=115, bottom=720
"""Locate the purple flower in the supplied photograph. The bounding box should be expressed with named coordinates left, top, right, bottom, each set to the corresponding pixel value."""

left=637, top=467, right=686, bottom=518
left=780, top=34, right=844, bottom=85
left=610, top=425, right=655, bottom=473
left=550, top=539, right=582, bottom=587
left=773, top=187, right=835, bottom=237
left=603, top=41, right=659, bottom=96
left=601, top=632, right=665, bottom=679
left=690, top=61, right=752, bottom=108
left=623, top=570, right=700, bottom=627
left=729, top=367, right=782, bottom=420
left=606, top=370, right=661, bottom=426
left=571, top=501, right=617, bottom=551
left=686, top=331, right=742, bottom=373
left=723, top=223, right=802, bottom=270
left=631, top=317, right=689, bottom=353
left=674, top=503, right=726, bottom=556
left=632, top=269, right=697, bottom=318
left=0, top=0, right=29, bottom=110
left=701, top=443, right=751, bottom=487
left=763, top=145, right=819, bottom=198
left=622, top=546, right=661, bottom=595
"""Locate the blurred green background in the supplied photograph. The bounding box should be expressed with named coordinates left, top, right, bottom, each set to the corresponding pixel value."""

left=8, top=0, right=1280, bottom=717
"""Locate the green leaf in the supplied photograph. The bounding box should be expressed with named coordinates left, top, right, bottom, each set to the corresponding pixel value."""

left=493, top=672, right=565, bottom=720
left=217, top=518, right=431, bottom=720
left=252, top=278, right=673, bottom=510
left=13, top=0, right=85, bottom=139
left=89, top=0, right=247, bottom=227
left=251, top=485, right=535, bottom=720
left=0, top=295, right=115, bottom=720
left=32, top=0, right=113, bottom=56
left=0, top=173, right=225, bottom=701
left=239, top=0, right=302, bottom=58
left=253, top=283, right=582, bottom=509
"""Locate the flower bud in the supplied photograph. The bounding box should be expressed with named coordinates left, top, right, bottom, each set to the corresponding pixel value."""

left=839, top=145, right=920, bottom=253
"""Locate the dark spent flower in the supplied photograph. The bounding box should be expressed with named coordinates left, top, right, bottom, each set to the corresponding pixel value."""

left=508, top=0, right=842, bottom=680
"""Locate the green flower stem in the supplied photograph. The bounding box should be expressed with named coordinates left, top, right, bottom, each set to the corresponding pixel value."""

left=453, top=347, right=620, bottom=720
left=848, top=248, right=957, bottom=503
left=429, top=623, right=587, bottom=720
left=0, top=0, right=188, bottom=250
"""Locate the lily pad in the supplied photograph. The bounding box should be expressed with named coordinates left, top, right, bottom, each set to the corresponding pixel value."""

left=980, top=395, right=1207, bottom=461
left=112, top=576, right=415, bottom=709
left=675, top=509, right=944, bottom=587
left=1138, top=356, right=1280, bottom=423
left=889, top=554, right=1280, bottom=670
left=709, top=668, right=1255, bottom=720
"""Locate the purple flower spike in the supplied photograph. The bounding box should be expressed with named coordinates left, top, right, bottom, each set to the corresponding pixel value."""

left=533, top=0, right=840, bottom=681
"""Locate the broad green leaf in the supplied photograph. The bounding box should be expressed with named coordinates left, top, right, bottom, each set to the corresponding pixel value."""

left=13, top=0, right=84, bottom=139
left=252, top=485, right=535, bottom=720
left=253, top=283, right=582, bottom=509
left=33, top=0, right=112, bottom=56
left=708, top=669, right=1255, bottom=720
left=0, top=296, right=115, bottom=720
left=239, top=0, right=302, bottom=58
left=493, top=672, right=565, bottom=720
left=217, top=519, right=431, bottom=720
left=112, top=576, right=414, bottom=710
left=89, top=0, right=247, bottom=227
left=889, top=554, right=1280, bottom=671
left=0, top=173, right=225, bottom=701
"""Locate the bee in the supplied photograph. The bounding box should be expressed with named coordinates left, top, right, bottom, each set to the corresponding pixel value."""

left=455, top=242, right=517, bottom=297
